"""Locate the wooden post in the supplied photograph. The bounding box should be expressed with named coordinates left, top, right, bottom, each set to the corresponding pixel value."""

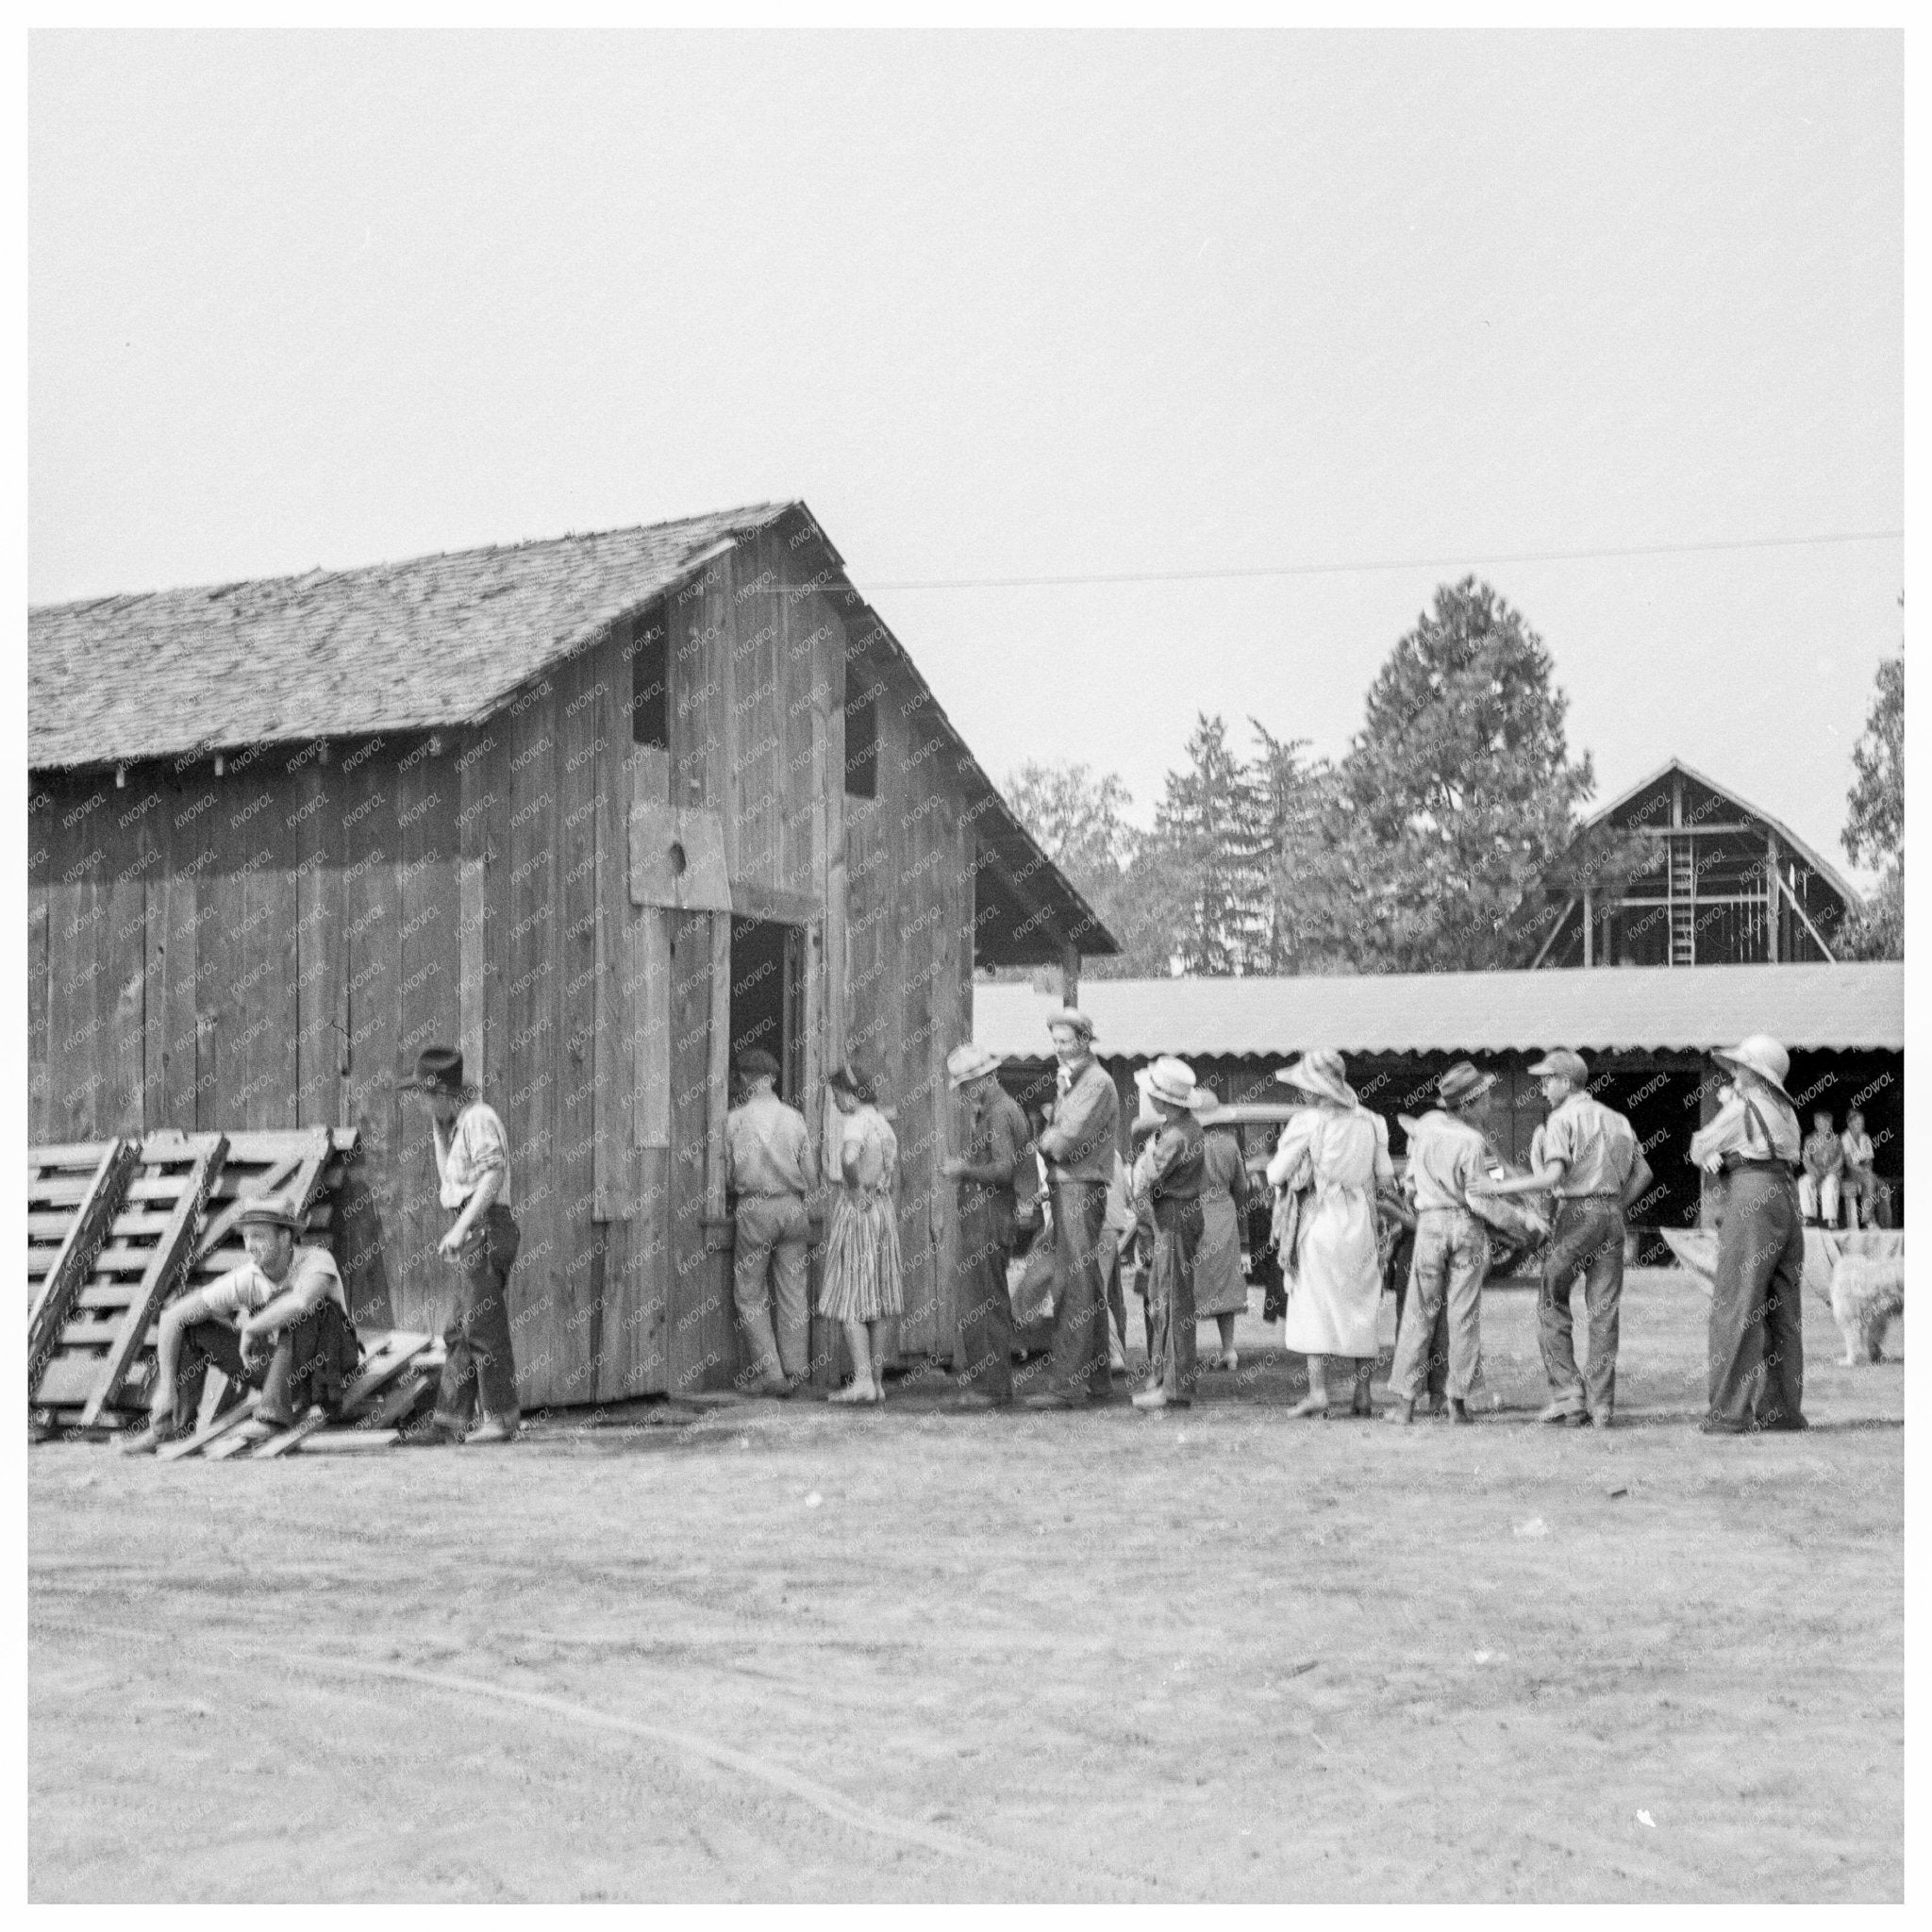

left=1765, top=829, right=1782, bottom=963
left=1581, top=887, right=1594, bottom=968
left=1060, top=937, right=1082, bottom=1011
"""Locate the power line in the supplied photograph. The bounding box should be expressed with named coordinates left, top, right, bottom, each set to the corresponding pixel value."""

left=868, top=526, right=1904, bottom=592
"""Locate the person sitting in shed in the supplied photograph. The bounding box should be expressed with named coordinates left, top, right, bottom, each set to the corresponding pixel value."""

left=1798, top=1108, right=1844, bottom=1228
left=119, top=1193, right=360, bottom=1453
left=724, top=1045, right=819, bottom=1398
left=404, top=1046, right=525, bottom=1446
left=1840, top=1108, right=1880, bottom=1228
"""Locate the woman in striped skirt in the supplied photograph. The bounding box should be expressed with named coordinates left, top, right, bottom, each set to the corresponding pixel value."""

left=822, top=1063, right=904, bottom=1405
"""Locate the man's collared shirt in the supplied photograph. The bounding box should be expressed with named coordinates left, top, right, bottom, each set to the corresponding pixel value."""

left=725, top=1090, right=818, bottom=1199
left=1690, top=1089, right=1802, bottom=1168
left=437, top=1100, right=509, bottom=1211
left=958, top=1084, right=1029, bottom=1201
left=1139, top=1111, right=1206, bottom=1204
left=199, top=1244, right=346, bottom=1328
left=1842, top=1130, right=1876, bottom=1174
left=1036, top=1055, right=1120, bottom=1183
left=1405, top=1109, right=1489, bottom=1214
left=1537, top=1091, right=1639, bottom=1198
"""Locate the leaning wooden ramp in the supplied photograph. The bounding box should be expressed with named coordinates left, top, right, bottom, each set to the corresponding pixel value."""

left=26, top=1126, right=359, bottom=1435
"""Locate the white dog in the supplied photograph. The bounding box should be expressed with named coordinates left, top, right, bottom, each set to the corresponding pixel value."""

left=1828, top=1254, right=1905, bottom=1366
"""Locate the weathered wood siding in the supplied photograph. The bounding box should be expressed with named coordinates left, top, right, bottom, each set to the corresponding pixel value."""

left=25, top=518, right=991, bottom=1402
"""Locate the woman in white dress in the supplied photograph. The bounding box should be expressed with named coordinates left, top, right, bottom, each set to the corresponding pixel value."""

left=1267, top=1050, right=1393, bottom=1419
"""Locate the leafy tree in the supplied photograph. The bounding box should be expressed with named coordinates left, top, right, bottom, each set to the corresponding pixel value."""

left=1329, top=577, right=1596, bottom=972
left=1247, top=723, right=1349, bottom=974
left=1838, top=642, right=1904, bottom=959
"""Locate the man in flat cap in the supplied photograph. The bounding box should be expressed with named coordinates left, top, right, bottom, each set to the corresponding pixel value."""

left=1475, top=1050, right=1650, bottom=1428
left=724, top=1045, right=820, bottom=1396
left=120, top=1193, right=359, bottom=1453
left=941, top=1042, right=1028, bottom=1408
left=1386, top=1060, right=1495, bottom=1426
left=1025, top=1007, right=1121, bottom=1408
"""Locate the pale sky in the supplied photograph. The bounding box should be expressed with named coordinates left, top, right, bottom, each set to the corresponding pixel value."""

left=29, top=30, right=1902, bottom=877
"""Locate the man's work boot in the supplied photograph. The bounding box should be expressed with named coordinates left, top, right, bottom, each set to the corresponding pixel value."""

left=462, top=1413, right=520, bottom=1445
left=1382, top=1397, right=1417, bottom=1426
left=950, top=1389, right=1011, bottom=1412
left=1539, top=1399, right=1591, bottom=1426
left=1448, top=1399, right=1474, bottom=1425
left=117, top=1410, right=187, bottom=1456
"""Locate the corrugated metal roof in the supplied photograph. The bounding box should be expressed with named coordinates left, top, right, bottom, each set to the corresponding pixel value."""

left=974, top=961, right=1905, bottom=1058
left=28, top=504, right=792, bottom=770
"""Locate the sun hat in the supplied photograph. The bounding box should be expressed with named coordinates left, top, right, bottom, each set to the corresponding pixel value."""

left=1527, top=1049, right=1590, bottom=1088
left=1145, top=1055, right=1197, bottom=1108
left=1045, top=1007, right=1096, bottom=1042
left=736, top=1046, right=781, bottom=1084
left=236, top=1191, right=304, bottom=1234
left=1187, top=1085, right=1222, bottom=1113
left=1438, top=1060, right=1496, bottom=1109
left=946, top=1043, right=1005, bottom=1089
left=1712, top=1034, right=1792, bottom=1104
left=399, top=1045, right=470, bottom=1097
left=1275, top=1050, right=1356, bottom=1108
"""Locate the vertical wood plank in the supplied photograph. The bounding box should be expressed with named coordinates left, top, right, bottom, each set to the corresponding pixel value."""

left=28, top=887, right=50, bottom=1142
left=293, top=754, right=345, bottom=1132
left=705, top=915, right=732, bottom=1222
left=667, top=908, right=720, bottom=1394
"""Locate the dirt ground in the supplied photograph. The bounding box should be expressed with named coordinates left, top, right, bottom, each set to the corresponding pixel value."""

left=29, top=1266, right=1903, bottom=1903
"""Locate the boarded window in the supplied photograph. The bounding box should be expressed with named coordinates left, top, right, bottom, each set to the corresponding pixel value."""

left=845, top=691, right=878, bottom=800
left=632, top=622, right=670, bottom=749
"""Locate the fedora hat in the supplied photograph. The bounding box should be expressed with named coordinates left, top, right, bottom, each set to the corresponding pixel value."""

left=236, top=1191, right=303, bottom=1234
left=1712, top=1033, right=1792, bottom=1104
left=1144, top=1055, right=1197, bottom=1108
left=1045, top=1007, right=1096, bottom=1042
left=1275, top=1050, right=1356, bottom=1109
left=1527, top=1049, right=1590, bottom=1089
left=1438, top=1060, right=1496, bottom=1109
left=400, top=1046, right=470, bottom=1097
left=946, top=1043, right=1005, bottom=1089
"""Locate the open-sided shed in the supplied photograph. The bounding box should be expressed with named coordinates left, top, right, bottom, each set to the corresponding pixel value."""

left=28, top=500, right=1114, bottom=1404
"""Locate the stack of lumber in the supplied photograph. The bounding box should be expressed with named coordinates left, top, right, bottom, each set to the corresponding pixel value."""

left=27, top=1125, right=358, bottom=1436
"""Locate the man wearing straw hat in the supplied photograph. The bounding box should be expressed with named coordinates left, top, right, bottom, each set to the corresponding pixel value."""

left=1474, top=1049, right=1650, bottom=1429
left=941, top=1042, right=1029, bottom=1408
left=1688, top=1033, right=1807, bottom=1434
left=1024, top=1007, right=1121, bottom=1409
left=119, top=1193, right=359, bottom=1453
left=1128, top=1055, right=1208, bottom=1410
left=1386, top=1060, right=1496, bottom=1426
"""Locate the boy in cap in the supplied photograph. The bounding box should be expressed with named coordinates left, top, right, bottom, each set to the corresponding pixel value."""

left=941, top=1042, right=1028, bottom=1408
left=119, top=1193, right=359, bottom=1452
left=1025, top=1008, right=1121, bottom=1408
left=405, top=1046, right=525, bottom=1445
left=1798, top=1108, right=1843, bottom=1228
left=724, top=1045, right=820, bottom=1396
left=1475, top=1050, right=1651, bottom=1428
left=1386, top=1060, right=1495, bottom=1425
left=1689, top=1034, right=1806, bottom=1434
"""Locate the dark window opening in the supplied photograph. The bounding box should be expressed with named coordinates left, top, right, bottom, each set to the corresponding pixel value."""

left=728, top=917, right=806, bottom=1104
left=845, top=691, right=878, bottom=800
left=632, top=622, right=670, bottom=748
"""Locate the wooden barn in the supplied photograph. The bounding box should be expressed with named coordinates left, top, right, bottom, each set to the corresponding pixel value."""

left=27, top=501, right=1115, bottom=1405
left=1512, top=758, right=1858, bottom=969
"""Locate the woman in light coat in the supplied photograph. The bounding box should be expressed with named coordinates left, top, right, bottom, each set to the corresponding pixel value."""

left=1268, top=1050, right=1393, bottom=1418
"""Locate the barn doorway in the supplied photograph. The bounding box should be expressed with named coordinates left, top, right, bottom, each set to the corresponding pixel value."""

left=728, top=917, right=806, bottom=1104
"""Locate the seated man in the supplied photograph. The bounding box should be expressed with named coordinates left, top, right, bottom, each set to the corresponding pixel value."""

left=119, top=1193, right=360, bottom=1453
left=1798, top=1109, right=1843, bottom=1228
left=1839, top=1109, right=1878, bottom=1229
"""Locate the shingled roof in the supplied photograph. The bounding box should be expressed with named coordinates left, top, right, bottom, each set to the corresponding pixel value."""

left=28, top=503, right=790, bottom=771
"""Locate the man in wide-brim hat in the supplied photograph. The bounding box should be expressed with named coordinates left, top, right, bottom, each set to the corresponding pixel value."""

left=1385, top=1059, right=1497, bottom=1426
left=120, top=1193, right=360, bottom=1453
left=1025, top=1006, right=1121, bottom=1408
left=1125, top=1056, right=1208, bottom=1410
left=1474, top=1049, right=1651, bottom=1429
left=941, top=1043, right=1028, bottom=1408
left=401, top=1045, right=525, bottom=1446
left=1688, top=1033, right=1807, bottom=1434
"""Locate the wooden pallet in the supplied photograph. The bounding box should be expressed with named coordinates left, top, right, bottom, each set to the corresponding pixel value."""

left=30, top=1133, right=227, bottom=1425
left=27, top=1140, right=140, bottom=1381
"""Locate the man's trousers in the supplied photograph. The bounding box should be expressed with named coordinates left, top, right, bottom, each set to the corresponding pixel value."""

left=168, top=1300, right=360, bottom=1429
left=1046, top=1180, right=1112, bottom=1402
left=955, top=1187, right=1017, bottom=1400
left=1389, top=1208, right=1489, bottom=1402
left=732, top=1194, right=813, bottom=1386
left=1539, top=1197, right=1626, bottom=1420
left=435, top=1204, right=523, bottom=1427
left=1707, top=1167, right=1807, bottom=1431
left=1145, top=1199, right=1205, bottom=1402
